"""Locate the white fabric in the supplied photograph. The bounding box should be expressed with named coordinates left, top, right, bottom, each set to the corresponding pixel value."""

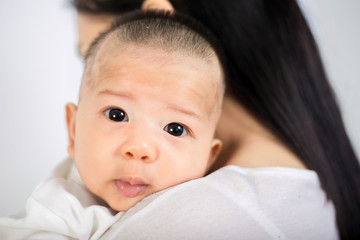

left=0, top=158, right=338, bottom=240
left=102, top=166, right=339, bottom=240
left=0, top=158, right=123, bottom=240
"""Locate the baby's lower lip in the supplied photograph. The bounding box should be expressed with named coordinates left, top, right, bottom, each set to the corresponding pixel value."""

left=115, top=179, right=149, bottom=198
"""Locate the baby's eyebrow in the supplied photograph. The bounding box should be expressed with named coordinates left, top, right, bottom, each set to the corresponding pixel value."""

left=98, top=89, right=201, bottom=119
left=167, top=104, right=201, bottom=120
left=97, top=89, right=135, bottom=100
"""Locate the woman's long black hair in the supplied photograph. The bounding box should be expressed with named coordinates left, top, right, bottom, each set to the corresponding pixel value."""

left=72, top=0, right=360, bottom=238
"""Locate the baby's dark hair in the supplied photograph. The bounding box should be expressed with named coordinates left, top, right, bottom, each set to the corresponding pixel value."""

left=85, top=10, right=225, bottom=71
left=83, top=10, right=226, bottom=114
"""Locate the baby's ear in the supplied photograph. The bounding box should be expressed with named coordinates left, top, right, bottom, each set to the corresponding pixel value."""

left=207, top=139, right=222, bottom=170
left=65, top=103, right=78, bottom=159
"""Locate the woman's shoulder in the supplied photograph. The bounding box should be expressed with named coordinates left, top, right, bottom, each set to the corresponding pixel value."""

left=102, top=166, right=338, bottom=239
left=149, top=165, right=325, bottom=209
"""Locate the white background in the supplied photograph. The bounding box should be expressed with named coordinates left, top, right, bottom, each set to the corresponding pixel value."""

left=0, top=0, right=359, bottom=216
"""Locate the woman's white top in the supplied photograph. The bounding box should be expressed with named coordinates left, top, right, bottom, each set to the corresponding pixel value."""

left=0, top=158, right=338, bottom=240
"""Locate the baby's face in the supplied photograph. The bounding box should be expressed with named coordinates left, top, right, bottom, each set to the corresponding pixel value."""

left=68, top=43, right=222, bottom=211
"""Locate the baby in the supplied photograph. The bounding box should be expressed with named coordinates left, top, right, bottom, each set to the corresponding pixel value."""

left=66, top=10, right=225, bottom=212
left=0, top=10, right=225, bottom=239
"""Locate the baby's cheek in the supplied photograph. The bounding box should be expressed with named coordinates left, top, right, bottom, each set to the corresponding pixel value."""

left=170, top=161, right=205, bottom=183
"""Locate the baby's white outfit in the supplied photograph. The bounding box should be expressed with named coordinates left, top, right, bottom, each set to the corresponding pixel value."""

left=0, top=158, right=338, bottom=239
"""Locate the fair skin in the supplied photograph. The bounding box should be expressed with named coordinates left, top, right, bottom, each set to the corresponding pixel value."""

left=66, top=37, right=222, bottom=211
left=210, top=97, right=306, bottom=171
left=142, top=0, right=174, bottom=12
left=76, top=0, right=174, bottom=57
left=77, top=13, right=117, bottom=57
left=76, top=0, right=306, bottom=170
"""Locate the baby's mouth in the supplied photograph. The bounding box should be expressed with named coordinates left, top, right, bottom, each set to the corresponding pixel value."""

left=115, top=177, right=149, bottom=198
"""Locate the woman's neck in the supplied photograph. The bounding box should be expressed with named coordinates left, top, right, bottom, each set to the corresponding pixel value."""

left=210, top=97, right=307, bottom=172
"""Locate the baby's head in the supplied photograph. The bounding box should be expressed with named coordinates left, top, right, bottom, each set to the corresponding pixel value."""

left=66, top=10, right=225, bottom=211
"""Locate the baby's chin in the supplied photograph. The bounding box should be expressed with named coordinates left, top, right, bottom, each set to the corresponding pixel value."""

left=106, top=194, right=149, bottom=212
left=109, top=202, right=136, bottom=212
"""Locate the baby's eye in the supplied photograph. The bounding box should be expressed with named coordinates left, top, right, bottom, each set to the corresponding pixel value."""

left=104, top=108, right=128, bottom=122
left=164, top=122, right=188, bottom=137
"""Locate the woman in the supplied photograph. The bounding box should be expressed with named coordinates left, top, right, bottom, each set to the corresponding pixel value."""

left=72, top=0, right=360, bottom=239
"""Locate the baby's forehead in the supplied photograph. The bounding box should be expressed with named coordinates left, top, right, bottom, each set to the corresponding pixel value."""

left=94, top=35, right=222, bottom=83
left=84, top=38, right=224, bottom=121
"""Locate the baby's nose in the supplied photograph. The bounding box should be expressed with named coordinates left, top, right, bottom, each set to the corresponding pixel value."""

left=121, top=139, right=157, bottom=163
